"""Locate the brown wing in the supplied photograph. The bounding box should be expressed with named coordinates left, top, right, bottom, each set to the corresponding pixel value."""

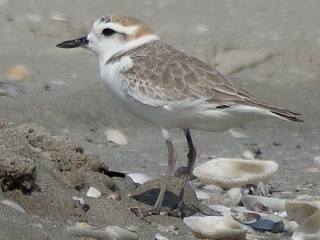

left=114, top=41, right=301, bottom=122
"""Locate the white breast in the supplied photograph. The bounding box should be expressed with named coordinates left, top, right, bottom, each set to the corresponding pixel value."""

left=100, top=56, right=133, bottom=101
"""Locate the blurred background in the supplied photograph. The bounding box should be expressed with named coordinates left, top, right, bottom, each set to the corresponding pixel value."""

left=0, top=0, right=319, bottom=177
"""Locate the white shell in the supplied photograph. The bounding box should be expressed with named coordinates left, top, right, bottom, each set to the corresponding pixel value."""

left=193, top=158, right=279, bottom=189
left=242, top=195, right=286, bottom=212
left=208, top=205, right=232, bottom=216
left=126, top=173, right=153, bottom=185
left=183, top=216, right=246, bottom=239
left=86, top=187, right=101, bottom=198
left=195, top=190, right=212, bottom=200
left=1, top=200, right=26, bottom=214
left=105, top=128, right=128, bottom=145
left=286, top=201, right=320, bottom=240
left=226, top=188, right=242, bottom=206
left=201, top=184, right=224, bottom=194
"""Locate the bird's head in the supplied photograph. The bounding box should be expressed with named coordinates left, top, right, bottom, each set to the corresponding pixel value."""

left=57, top=16, right=159, bottom=62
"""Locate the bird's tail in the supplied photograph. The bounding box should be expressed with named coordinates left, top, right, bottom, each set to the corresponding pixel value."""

left=244, top=99, right=303, bottom=122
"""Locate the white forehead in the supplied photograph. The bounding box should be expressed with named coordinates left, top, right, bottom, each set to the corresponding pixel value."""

left=91, top=18, right=139, bottom=36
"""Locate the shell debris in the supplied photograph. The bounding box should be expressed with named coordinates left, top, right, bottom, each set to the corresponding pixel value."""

left=183, top=215, right=246, bottom=240
left=50, top=12, right=68, bottom=22
left=105, top=128, right=128, bottom=145
left=285, top=201, right=320, bottom=240
left=193, top=158, right=279, bottom=189
left=241, top=195, right=286, bottom=213
left=86, top=187, right=101, bottom=198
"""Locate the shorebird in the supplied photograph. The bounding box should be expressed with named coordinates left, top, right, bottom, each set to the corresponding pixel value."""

left=57, top=16, right=302, bottom=217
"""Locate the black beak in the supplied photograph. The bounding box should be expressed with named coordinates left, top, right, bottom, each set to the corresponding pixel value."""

left=56, top=36, right=88, bottom=48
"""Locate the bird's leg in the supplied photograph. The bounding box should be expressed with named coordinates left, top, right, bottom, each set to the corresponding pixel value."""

left=131, top=128, right=177, bottom=217
left=169, top=129, right=197, bottom=216
left=184, top=129, right=197, bottom=175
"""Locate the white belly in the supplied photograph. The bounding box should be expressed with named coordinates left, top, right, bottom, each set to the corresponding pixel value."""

left=100, top=57, right=271, bottom=131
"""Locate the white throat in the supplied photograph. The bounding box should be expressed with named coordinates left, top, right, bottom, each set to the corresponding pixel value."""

left=98, top=34, right=159, bottom=67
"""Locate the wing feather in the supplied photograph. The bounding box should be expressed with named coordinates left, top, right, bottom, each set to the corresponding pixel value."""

left=112, top=41, right=301, bottom=122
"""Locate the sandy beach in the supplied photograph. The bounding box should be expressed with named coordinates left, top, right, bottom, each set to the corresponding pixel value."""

left=0, top=1, right=319, bottom=239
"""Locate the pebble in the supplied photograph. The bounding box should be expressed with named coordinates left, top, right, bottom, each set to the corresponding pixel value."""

left=108, top=192, right=121, bottom=201
left=105, top=128, right=128, bottom=145
left=155, top=233, right=170, bottom=240
left=242, top=150, right=255, bottom=160
left=5, top=65, right=31, bottom=81
left=86, top=187, right=101, bottom=198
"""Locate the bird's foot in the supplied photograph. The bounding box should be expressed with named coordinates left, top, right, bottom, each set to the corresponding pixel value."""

left=129, top=206, right=162, bottom=218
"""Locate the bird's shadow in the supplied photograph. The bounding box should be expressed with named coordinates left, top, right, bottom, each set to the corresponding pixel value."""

left=133, top=189, right=180, bottom=209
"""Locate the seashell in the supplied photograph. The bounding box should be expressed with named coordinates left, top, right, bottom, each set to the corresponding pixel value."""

left=183, top=216, right=246, bottom=239
left=195, top=190, right=212, bottom=200
left=285, top=201, right=320, bottom=240
left=105, top=128, right=128, bottom=145
left=285, top=201, right=320, bottom=225
left=50, top=12, right=68, bottom=22
left=126, top=173, right=153, bottom=185
left=208, top=205, right=232, bottom=216
left=155, top=233, right=170, bottom=240
left=5, top=65, right=31, bottom=81
left=1, top=200, right=26, bottom=214
left=86, top=187, right=101, bottom=198
left=193, top=158, right=279, bottom=189
left=226, top=188, right=242, bottom=206
left=241, top=195, right=286, bottom=212
left=242, top=151, right=255, bottom=160
left=292, top=210, right=320, bottom=239
left=201, top=184, right=224, bottom=194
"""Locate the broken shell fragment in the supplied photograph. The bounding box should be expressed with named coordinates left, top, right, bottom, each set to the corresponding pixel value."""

left=86, top=187, right=101, bottom=198
left=195, top=190, right=212, bottom=200
left=286, top=201, right=320, bottom=240
left=126, top=173, right=153, bottom=185
left=242, top=195, right=286, bottom=212
left=285, top=200, right=320, bottom=224
left=183, top=216, right=246, bottom=239
left=193, top=158, right=279, bottom=189
left=226, top=188, right=243, bottom=206
left=105, top=128, right=128, bottom=145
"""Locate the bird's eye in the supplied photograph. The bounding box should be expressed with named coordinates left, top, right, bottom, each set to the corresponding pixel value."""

left=102, top=28, right=116, bottom=36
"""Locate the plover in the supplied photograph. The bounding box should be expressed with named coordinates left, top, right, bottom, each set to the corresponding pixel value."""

left=57, top=16, right=302, bottom=216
